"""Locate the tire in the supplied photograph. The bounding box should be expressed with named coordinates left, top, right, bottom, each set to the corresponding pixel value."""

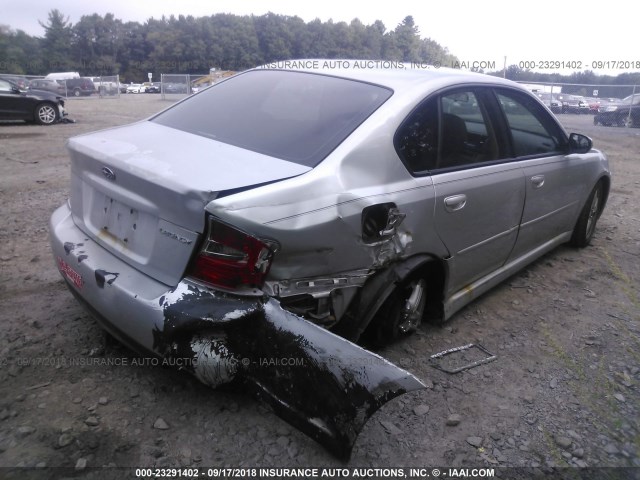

left=616, top=114, right=631, bottom=127
left=570, top=181, right=604, bottom=248
left=365, top=279, right=426, bottom=347
left=34, top=103, right=58, bottom=125
left=73, top=88, right=81, bottom=97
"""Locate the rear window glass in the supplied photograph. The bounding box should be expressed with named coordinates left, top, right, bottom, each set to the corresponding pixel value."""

left=152, top=70, right=392, bottom=167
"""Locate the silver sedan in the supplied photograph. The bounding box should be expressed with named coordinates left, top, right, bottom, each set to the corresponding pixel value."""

left=50, top=61, right=610, bottom=457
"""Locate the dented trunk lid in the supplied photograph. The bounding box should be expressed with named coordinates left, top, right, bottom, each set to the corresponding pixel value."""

left=67, top=121, right=310, bottom=286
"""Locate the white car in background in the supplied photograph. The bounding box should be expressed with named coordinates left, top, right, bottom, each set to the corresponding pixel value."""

left=126, top=84, right=144, bottom=94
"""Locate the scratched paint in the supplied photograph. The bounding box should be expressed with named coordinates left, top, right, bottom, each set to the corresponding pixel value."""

left=95, top=269, right=119, bottom=288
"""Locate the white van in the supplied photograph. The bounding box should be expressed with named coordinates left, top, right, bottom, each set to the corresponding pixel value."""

left=44, top=72, right=80, bottom=81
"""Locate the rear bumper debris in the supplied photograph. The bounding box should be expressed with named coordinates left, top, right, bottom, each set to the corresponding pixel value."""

left=50, top=203, right=425, bottom=458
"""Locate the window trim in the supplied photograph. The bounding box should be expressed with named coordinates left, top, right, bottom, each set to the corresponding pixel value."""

left=489, top=86, right=570, bottom=160
left=394, top=84, right=572, bottom=177
left=394, top=85, right=516, bottom=176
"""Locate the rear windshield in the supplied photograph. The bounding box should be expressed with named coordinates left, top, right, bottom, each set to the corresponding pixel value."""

left=151, top=70, right=392, bottom=167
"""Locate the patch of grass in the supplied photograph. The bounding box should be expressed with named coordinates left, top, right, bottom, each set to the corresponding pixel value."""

left=603, top=248, right=640, bottom=313
left=539, top=322, right=628, bottom=444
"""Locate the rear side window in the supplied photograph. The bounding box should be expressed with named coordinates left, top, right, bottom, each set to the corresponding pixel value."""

left=152, top=70, right=392, bottom=167
left=395, top=89, right=502, bottom=173
left=495, top=90, right=566, bottom=157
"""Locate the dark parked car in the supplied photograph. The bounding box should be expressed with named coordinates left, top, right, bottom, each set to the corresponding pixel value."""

left=164, top=82, right=189, bottom=94
left=28, top=78, right=66, bottom=95
left=557, top=94, right=590, bottom=114
left=145, top=82, right=162, bottom=93
left=536, top=92, right=562, bottom=113
left=61, top=77, right=96, bottom=97
left=50, top=62, right=609, bottom=457
left=0, top=78, right=66, bottom=124
left=594, top=93, right=640, bottom=127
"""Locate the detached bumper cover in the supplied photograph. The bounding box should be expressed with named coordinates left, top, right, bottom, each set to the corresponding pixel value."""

left=50, top=203, right=426, bottom=458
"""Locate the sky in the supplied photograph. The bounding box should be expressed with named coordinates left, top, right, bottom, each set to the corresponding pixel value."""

left=3, top=0, right=639, bottom=76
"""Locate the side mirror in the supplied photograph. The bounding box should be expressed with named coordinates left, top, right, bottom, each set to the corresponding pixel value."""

left=568, top=133, right=592, bottom=154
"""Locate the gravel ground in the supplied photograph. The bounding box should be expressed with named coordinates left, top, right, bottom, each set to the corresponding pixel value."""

left=0, top=95, right=638, bottom=477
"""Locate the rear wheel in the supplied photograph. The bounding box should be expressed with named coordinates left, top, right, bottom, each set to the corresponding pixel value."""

left=570, top=181, right=603, bottom=248
left=34, top=103, right=58, bottom=125
left=365, top=279, right=426, bottom=347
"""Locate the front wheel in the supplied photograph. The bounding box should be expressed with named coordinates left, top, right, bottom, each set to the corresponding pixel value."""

left=570, top=181, right=604, bottom=248
left=34, top=103, right=58, bottom=125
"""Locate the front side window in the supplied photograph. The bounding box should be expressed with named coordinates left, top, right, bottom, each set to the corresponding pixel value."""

left=495, top=89, right=566, bottom=157
left=395, top=89, right=501, bottom=174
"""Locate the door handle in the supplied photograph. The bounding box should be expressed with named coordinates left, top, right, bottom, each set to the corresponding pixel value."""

left=444, top=194, right=467, bottom=212
left=531, top=175, right=545, bottom=188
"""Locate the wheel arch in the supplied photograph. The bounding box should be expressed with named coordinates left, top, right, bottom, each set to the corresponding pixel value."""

left=570, top=175, right=609, bottom=248
left=599, top=174, right=611, bottom=210
left=583, top=174, right=610, bottom=219
left=333, top=254, right=446, bottom=342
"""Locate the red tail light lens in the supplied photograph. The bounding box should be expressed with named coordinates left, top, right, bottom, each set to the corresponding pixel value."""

left=188, top=217, right=277, bottom=290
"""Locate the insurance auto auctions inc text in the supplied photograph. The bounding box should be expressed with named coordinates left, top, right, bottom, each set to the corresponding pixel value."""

left=209, top=467, right=496, bottom=478
left=260, top=60, right=496, bottom=70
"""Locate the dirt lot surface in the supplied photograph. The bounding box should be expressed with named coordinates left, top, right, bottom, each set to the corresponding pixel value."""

left=1, top=95, right=639, bottom=477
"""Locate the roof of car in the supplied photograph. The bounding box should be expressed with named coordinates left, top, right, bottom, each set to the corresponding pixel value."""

left=251, top=59, right=520, bottom=92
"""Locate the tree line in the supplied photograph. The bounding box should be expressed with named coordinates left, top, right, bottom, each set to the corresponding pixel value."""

left=1, top=9, right=637, bottom=91
left=0, top=10, right=458, bottom=81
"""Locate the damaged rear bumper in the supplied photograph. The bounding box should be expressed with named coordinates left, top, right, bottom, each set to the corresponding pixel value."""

left=50, top=203, right=426, bottom=458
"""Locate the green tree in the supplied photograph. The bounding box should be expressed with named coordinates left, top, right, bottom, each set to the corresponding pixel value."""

left=393, top=15, right=420, bottom=62
left=305, top=18, right=336, bottom=58
left=0, top=25, right=44, bottom=74
left=118, top=20, right=148, bottom=81
left=39, top=9, right=74, bottom=71
left=363, top=20, right=386, bottom=59
left=72, top=13, right=124, bottom=74
left=254, top=13, right=294, bottom=63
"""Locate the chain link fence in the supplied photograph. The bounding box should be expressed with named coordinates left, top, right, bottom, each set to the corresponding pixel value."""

left=93, top=75, right=120, bottom=98
left=2, top=72, right=637, bottom=130
left=161, top=74, right=191, bottom=100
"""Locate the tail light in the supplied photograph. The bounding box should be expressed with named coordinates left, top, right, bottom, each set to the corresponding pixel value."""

left=187, top=217, right=278, bottom=290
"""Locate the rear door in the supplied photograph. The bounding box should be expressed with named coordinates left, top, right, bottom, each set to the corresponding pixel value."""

left=396, top=88, right=525, bottom=295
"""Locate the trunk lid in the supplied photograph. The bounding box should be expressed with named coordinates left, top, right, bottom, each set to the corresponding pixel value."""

left=67, top=121, right=310, bottom=286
